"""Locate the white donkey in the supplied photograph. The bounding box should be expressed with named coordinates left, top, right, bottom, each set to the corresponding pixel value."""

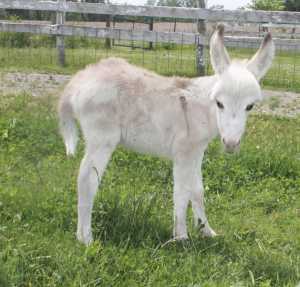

left=59, top=25, right=275, bottom=245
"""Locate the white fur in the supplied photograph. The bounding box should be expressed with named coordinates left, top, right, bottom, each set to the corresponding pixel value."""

left=58, top=25, right=275, bottom=245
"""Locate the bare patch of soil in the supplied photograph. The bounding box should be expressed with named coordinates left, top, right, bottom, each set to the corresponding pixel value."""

left=1, top=72, right=299, bottom=117
left=258, top=90, right=300, bottom=118
left=0, top=72, right=71, bottom=97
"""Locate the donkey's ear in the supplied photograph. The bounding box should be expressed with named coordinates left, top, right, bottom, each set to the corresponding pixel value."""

left=247, top=33, right=275, bottom=81
left=210, top=24, right=231, bottom=75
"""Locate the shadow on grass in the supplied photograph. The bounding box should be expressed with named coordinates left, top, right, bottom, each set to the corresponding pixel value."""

left=92, top=197, right=171, bottom=247
left=90, top=195, right=237, bottom=258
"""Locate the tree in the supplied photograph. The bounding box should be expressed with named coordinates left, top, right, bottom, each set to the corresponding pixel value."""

left=247, top=0, right=285, bottom=11
left=156, top=0, right=199, bottom=7
left=157, top=0, right=179, bottom=6
left=285, top=0, right=300, bottom=11
left=77, top=0, right=106, bottom=2
left=209, top=4, right=224, bottom=10
left=146, top=0, right=157, bottom=5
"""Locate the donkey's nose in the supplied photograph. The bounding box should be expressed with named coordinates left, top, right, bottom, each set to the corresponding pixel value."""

left=222, top=138, right=240, bottom=153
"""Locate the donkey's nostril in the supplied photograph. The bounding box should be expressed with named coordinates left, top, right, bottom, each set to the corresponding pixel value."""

left=222, top=138, right=240, bottom=152
left=223, top=138, right=240, bottom=147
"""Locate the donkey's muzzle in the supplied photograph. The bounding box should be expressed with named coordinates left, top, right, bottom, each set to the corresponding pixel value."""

left=222, top=138, right=240, bottom=153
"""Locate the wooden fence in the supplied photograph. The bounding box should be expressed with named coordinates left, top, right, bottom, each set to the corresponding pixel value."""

left=1, top=0, right=299, bottom=23
left=0, top=0, right=300, bottom=72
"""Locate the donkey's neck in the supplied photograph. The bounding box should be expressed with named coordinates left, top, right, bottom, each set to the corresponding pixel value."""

left=188, top=75, right=219, bottom=139
left=189, top=75, right=217, bottom=99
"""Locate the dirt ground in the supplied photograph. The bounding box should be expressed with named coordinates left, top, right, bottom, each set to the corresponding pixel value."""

left=1, top=71, right=299, bottom=118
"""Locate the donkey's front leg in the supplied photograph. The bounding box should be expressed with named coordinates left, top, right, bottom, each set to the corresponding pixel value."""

left=191, top=172, right=217, bottom=238
left=173, top=157, right=199, bottom=240
left=173, top=151, right=216, bottom=240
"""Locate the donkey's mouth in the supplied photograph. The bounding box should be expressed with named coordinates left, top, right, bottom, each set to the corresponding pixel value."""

left=222, top=138, right=241, bottom=153
left=224, top=144, right=240, bottom=154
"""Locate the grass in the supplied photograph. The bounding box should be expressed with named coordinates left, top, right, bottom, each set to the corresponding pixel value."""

left=0, top=42, right=199, bottom=77
left=0, top=35, right=299, bottom=92
left=0, top=88, right=300, bottom=285
left=0, top=33, right=299, bottom=286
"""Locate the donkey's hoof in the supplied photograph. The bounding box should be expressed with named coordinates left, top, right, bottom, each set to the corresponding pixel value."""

left=202, top=228, right=217, bottom=238
left=174, top=234, right=189, bottom=241
left=77, top=230, right=93, bottom=246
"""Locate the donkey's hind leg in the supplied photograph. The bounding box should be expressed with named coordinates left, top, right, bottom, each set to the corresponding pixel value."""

left=76, top=133, right=119, bottom=245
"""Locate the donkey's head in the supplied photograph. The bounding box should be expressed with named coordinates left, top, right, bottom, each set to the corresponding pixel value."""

left=210, top=24, right=275, bottom=153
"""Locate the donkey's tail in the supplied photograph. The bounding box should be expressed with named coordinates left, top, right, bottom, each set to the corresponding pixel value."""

left=58, top=95, right=78, bottom=156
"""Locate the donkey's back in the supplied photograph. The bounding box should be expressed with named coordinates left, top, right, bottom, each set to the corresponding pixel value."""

left=59, top=57, right=213, bottom=158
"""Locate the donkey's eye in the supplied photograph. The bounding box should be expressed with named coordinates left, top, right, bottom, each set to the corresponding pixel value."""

left=216, top=100, right=224, bottom=109
left=246, top=104, right=254, bottom=111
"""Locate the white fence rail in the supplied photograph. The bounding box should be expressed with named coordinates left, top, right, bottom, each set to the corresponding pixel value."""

left=1, top=21, right=299, bottom=51
left=0, top=21, right=202, bottom=45
left=1, top=0, right=300, bottom=24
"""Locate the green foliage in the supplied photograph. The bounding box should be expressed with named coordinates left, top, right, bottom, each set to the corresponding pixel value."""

left=3, top=10, right=53, bottom=21
left=285, top=0, right=300, bottom=11
left=146, top=0, right=157, bottom=5
left=0, top=32, right=31, bottom=49
left=7, top=15, right=22, bottom=22
left=0, top=32, right=107, bottom=49
left=0, top=90, right=299, bottom=286
left=2, top=2, right=108, bottom=22
left=248, top=0, right=285, bottom=10
left=156, top=0, right=199, bottom=7
left=250, top=0, right=300, bottom=11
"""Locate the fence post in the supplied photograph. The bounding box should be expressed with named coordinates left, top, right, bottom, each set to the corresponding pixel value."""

left=56, top=0, right=66, bottom=66
left=105, top=15, right=112, bottom=48
left=196, top=0, right=206, bottom=76
left=149, top=17, right=154, bottom=49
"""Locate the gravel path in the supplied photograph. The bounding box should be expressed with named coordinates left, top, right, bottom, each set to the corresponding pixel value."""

left=1, top=72, right=299, bottom=118
left=0, top=72, right=70, bottom=98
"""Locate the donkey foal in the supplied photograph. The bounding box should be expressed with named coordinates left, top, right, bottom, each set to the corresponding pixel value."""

left=59, top=25, right=275, bottom=245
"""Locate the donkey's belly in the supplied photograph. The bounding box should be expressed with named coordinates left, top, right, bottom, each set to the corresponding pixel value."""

left=120, top=123, right=174, bottom=158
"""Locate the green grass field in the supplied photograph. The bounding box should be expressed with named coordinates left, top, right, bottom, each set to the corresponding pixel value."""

left=0, top=89, right=299, bottom=285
